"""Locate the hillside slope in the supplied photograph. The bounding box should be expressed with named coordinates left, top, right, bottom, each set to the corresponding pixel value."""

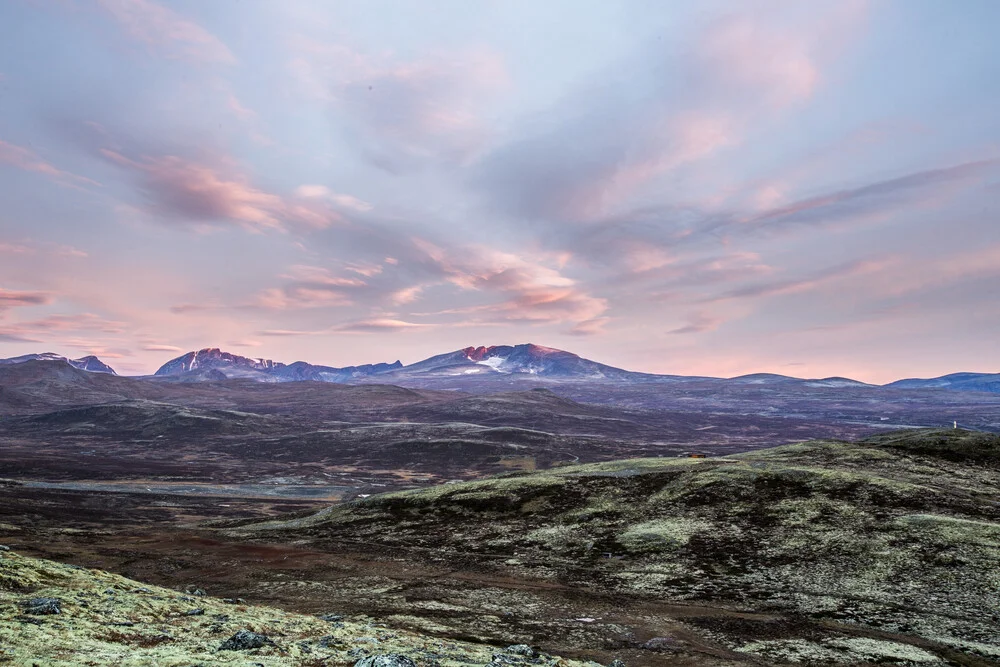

left=0, top=549, right=598, bottom=667
left=233, top=429, right=1000, bottom=665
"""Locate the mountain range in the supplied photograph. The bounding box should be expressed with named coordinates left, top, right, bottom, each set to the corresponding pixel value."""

left=0, top=352, right=117, bottom=374
left=152, top=347, right=402, bottom=383
left=1, top=344, right=998, bottom=393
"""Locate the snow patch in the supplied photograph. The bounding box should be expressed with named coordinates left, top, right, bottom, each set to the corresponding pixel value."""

left=476, top=356, right=509, bottom=373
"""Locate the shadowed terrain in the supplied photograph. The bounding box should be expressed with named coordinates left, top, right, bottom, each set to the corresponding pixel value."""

left=225, top=429, right=1000, bottom=666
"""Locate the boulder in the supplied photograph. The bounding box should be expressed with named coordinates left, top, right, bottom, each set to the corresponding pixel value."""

left=505, top=645, right=539, bottom=658
left=354, top=654, right=418, bottom=667
left=20, top=597, right=61, bottom=615
left=218, top=630, right=275, bottom=651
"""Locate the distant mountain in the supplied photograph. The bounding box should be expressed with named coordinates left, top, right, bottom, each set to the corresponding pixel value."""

left=0, top=352, right=116, bottom=375
left=389, top=344, right=650, bottom=380
left=153, top=347, right=402, bottom=383
left=886, top=372, right=1000, bottom=393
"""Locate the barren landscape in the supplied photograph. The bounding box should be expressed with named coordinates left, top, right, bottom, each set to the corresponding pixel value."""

left=1, top=358, right=999, bottom=665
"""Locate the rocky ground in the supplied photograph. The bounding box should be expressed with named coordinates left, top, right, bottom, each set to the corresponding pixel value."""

left=0, top=548, right=603, bottom=667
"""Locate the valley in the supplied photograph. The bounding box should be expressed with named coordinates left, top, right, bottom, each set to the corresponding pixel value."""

left=0, top=354, right=999, bottom=665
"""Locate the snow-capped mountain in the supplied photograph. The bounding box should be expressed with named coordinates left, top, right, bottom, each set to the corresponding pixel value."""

left=0, top=352, right=117, bottom=375
left=389, top=343, right=649, bottom=379
left=154, top=348, right=283, bottom=379
left=153, top=348, right=402, bottom=382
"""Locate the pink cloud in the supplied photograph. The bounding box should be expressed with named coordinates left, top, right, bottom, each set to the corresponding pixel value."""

left=568, top=317, right=611, bottom=337
left=698, top=16, right=819, bottom=108
left=0, top=288, right=52, bottom=310
left=96, top=0, right=235, bottom=64
left=102, top=150, right=343, bottom=231
left=411, top=242, right=608, bottom=330
left=0, top=139, right=100, bottom=187
left=259, top=328, right=320, bottom=337
left=295, top=185, right=373, bottom=212
left=668, top=312, right=724, bottom=335
left=0, top=312, right=127, bottom=345
left=706, top=258, right=892, bottom=303
left=0, top=242, right=33, bottom=255
left=56, top=245, right=89, bottom=258
left=389, top=285, right=424, bottom=305
left=333, top=318, right=430, bottom=333
left=251, top=265, right=372, bottom=310
left=226, top=93, right=257, bottom=122
left=253, top=286, right=351, bottom=310
left=141, top=344, right=183, bottom=352
left=345, top=262, right=384, bottom=277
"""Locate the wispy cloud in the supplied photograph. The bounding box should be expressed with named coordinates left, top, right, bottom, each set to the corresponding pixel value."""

left=740, top=160, right=998, bottom=234
left=295, top=185, right=373, bottom=212
left=668, top=312, right=724, bottom=334
left=0, top=139, right=99, bottom=187
left=96, top=0, right=235, bottom=64
left=333, top=318, right=430, bottom=333
left=0, top=288, right=52, bottom=310
left=291, top=42, right=508, bottom=170
left=472, top=4, right=860, bottom=223
left=141, top=343, right=182, bottom=352
left=0, top=312, right=126, bottom=345
left=705, top=258, right=891, bottom=303
left=102, top=150, right=344, bottom=231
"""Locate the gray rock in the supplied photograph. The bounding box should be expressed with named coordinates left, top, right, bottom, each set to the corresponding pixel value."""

left=0, top=545, right=10, bottom=551
left=354, top=654, right=418, bottom=667
left=218, top=629, right=275, bottom=651
left=505, top=645, right=539, bottom=658
left=608, top=660, right=626, bottom=667
left=318, top=613, right=344, bottom=622
left=20, top=597, right=61, bottom=615
left=642, top=637, right=677, bottom=652
left=184, top=608, right=206, bottom=616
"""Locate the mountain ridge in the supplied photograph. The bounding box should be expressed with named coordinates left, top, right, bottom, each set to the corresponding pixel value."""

left=3, top=345, right=1000, bottom=393
left=0, top=352, right=116, bottom=375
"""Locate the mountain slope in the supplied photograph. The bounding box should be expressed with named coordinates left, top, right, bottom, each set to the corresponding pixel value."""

left=154, top=347, right=402, bottom=383
left=235, top=429, right=1000, bottom=664
left=383, top=343, right=653, bottom=380
left=887, top=372, right=1000, bottom=393
left=0, top=352, right=116, bottom=374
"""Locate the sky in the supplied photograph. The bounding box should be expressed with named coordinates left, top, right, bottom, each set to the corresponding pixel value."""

left=0, top=0, right=998, bottom=382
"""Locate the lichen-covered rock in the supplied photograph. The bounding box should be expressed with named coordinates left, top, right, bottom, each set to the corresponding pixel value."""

left=504, top=644, right=538, bottom=658
left=20, top=597, right=61, bottom=615
left=219, top=629, right=274, bottom=651
left=318, top=612, right=344, bottom=622
left=354, top=653, right=418, bottom=667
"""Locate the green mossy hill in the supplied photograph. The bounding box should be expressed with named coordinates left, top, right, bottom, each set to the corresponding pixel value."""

left=0, top=550, right=598, bottom=667
left=234, top=429, right=1000, bottom=663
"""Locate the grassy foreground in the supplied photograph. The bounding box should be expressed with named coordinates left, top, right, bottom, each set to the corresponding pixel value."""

left=0, top=549, right=597, bottom=666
